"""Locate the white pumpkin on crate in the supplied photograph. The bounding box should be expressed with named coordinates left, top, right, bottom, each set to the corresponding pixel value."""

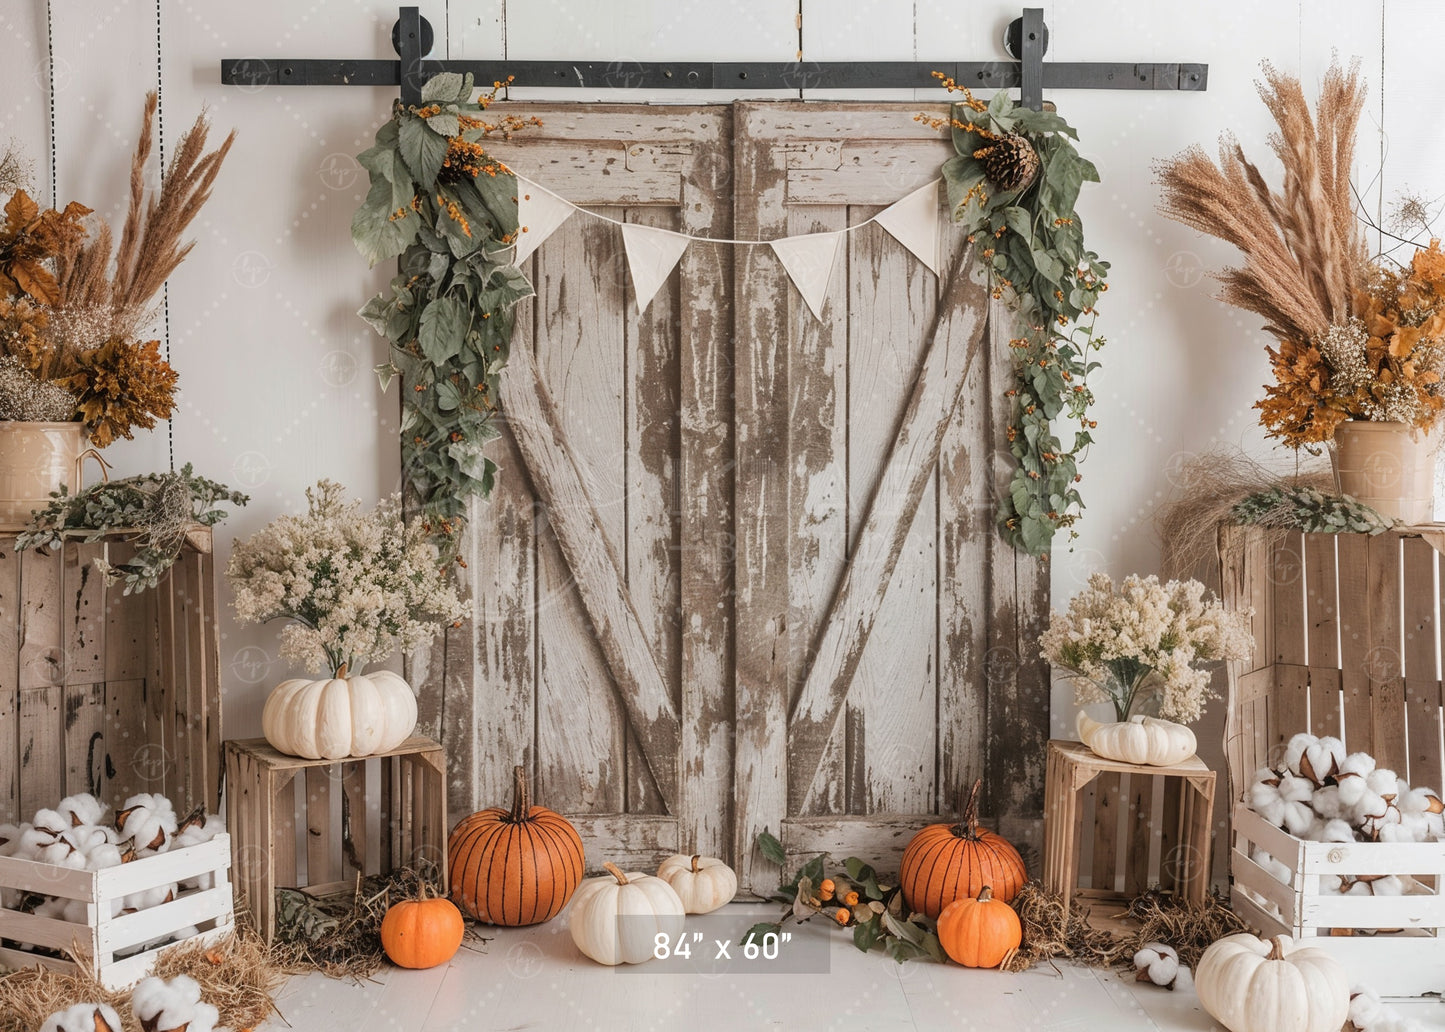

left=1194, top=933, right=1349, bottom=1032
left=261, top=665, right=417, bottom=760
left=569, top=863, right=685, bottom=965
left=1075, top=711, right=1196, bottom=766
left=656, top=854, right=737, bottom=914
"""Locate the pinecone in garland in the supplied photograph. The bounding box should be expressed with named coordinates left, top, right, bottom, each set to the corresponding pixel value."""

left=976, top=132, right=1040, bottom=191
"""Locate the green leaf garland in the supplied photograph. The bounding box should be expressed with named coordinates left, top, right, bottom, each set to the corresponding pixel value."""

left=352, top=73, right=538, bottom=529
left=927, top=75, right=1109, bottom=557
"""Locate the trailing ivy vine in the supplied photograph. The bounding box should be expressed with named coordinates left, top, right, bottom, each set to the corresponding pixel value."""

left=923, top=76, right=1108, bottom=557
left=352, top=73, right=539, bottom=528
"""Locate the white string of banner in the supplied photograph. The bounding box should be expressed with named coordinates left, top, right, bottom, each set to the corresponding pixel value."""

left=512, top=173, right=944, bottom=320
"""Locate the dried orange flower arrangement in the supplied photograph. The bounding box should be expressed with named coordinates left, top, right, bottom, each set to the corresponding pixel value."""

left=0, top=93, right=232, bottom=446
left=1157, top=58, right=1445, bottom=449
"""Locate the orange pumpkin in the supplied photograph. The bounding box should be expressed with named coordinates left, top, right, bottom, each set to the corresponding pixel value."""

left=380, top=887, right=465, bottom=969
left=937, top=885, right=1022, bottom=968
left=448, top=764, right=584, bottom=925
left=899, top=778, right=1025, bottom=918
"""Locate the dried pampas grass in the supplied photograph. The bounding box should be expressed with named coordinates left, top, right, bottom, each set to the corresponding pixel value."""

left=1155, top=449, right=1333, bottom=579
left=1155, top=58, right=1369, bottom=348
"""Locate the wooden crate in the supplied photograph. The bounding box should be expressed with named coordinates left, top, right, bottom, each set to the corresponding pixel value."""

left=0, top=530, right=222, bottom=823
left=0, top=834, right=233, bottom=989
left=1232, top=803, right=1445, bottom=996
left=224, top=736, right=446, bottom=942
left=1043, top=739, right=1215, bottom=929
left=1221, top=525, right=1445, bottom=995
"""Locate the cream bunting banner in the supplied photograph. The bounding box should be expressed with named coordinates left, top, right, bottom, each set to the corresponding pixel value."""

left=873, top=179, right=943, bottom=276
left=770, top=231, right=845, bottom=321
left=514, top=185, right=576, bottom=265
left=510, top=175, right=942, bottom=320
left=621, top=223, right=692, bottom=313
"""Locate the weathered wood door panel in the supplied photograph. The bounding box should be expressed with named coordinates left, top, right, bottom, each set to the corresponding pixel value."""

left=417, top=102, right=1048, bottom=886
left=731, top=103, right=1048, bottom=892
left=415, top=106, right=734, bottom=868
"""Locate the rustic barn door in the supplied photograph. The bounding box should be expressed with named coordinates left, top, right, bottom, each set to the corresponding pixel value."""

left=416, top=102, right=1049, bottom=888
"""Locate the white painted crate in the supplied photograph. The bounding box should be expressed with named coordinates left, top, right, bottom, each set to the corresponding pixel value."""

left=1232, top=805, right=1445, bottom=997
left=0, top=834, right=233, bottom=989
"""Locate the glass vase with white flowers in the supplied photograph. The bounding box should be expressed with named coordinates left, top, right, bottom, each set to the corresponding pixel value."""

left=1040, top=573, right=1253, bottom=766
left=226, top=480, right=470, bottom=760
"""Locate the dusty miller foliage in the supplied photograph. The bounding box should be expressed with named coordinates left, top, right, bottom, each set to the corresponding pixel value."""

left=16, top=464, right=248, bottom=593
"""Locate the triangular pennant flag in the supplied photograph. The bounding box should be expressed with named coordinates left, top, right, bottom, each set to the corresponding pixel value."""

left=621, top=223, right=690, bottom=313
left=770, top=231, right=844, bottom=321
left=874, top=179, right=943, bottom=275
left=514, top=180, right=575, bottom=264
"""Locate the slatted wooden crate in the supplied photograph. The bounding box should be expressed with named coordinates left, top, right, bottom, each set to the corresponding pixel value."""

left=0, top=834, right=233, bottom=989
left=1221, top=524, right=1445, bottom=996
left=0, top=530, right=222, bottom=824
left=223, top=736, right=446, bottom=943
left=1043, top=740, right=1215, bottom=930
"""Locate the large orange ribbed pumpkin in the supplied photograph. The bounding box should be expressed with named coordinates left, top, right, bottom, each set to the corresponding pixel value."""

left=447, top=764, right=584, bottom=925
left=899, top=779, right=1025, bottom=918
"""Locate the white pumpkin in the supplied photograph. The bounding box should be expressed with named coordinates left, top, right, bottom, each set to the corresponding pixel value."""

left=1076, top=711, right=1196, bottom=766
left=262, top=668, right=417, bottom=760
left=1194, top=933, right=1349, bottom=1032
left=656, top=853, right=737, bottom=914
left=569, top=862, right=685, bottom=965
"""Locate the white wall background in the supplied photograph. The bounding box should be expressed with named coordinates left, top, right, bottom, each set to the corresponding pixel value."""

left=0, top=0, right=1430, bottom=749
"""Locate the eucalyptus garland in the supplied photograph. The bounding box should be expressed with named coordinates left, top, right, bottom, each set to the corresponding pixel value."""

left=15, top=464, right=248, bottom=594
left=926, top=76, right=1108, bottom=556
left=352, top=73, right=539, bottom=527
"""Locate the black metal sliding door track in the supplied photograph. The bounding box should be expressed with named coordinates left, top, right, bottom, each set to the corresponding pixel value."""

left=220, top=7, right=1207, bottom=110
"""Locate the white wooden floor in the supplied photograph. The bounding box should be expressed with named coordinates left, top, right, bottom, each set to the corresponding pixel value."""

left=263, top=903, right=1445, bottom=1032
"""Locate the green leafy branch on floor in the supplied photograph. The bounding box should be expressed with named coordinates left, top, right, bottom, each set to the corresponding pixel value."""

left=743, top=831, right=944, bottom=963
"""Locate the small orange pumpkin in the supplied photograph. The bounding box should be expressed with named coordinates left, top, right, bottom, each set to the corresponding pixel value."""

left=380, top=886, right=465, bottom=969
left=448, top=764, right=585, bottom=925
left=937, top=886, right=1022, bottom=968
left=899, top=778, right=1025, bottom=918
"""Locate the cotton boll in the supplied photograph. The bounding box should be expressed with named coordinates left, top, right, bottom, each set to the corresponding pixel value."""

left=116, top=793, right=178, bottom=854
left=1380, top=814, right=1429, bottom=844
left=1320, top=874, right=1345, bottom=894
left=1132, top=942, right=1179, bottom=989
left=0, top=822, right=24, bottom=857
left=120, top=882, right=177, bottom=913
left=1347, top=985, right=1425, bottom=1032
left=1248, top=769, right=1288, bottom=824
left=37, top=1003, right=123, bottom=1032
left=31, top=808, right=69, bottom=835
left=13, top=826, right=57, bottom=860
left=1311, top=785, right=1348, bottom=821
left=1307, top=817, right=1355, bottom=843
left=35, top=840, right=87, bottom=870
left=1336, top=752, right=1378, bottom=807
left=131, top=974, right=219, bottom=1032
left=60, top=824, right=116, bottom=856
left=1282, top=733, right=1318, bottom=779
left=1302, top=736, right=1345, bottom=785
left=32, top=897, right=69, bottom=919
left=170, top=813, right=224, bottom=850
left=1277, top=772, right=1316, bottom=835
left=1251, top=848, right=1293, bottom=885
left=85, top=843, right=124, bottom=871
left=56, top=793, right=106, bottom=829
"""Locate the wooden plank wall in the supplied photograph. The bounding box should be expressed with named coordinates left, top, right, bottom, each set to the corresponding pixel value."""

left=0, top=534, right=221, bottom=824
left=1223, top=527, right=1445, bottom=807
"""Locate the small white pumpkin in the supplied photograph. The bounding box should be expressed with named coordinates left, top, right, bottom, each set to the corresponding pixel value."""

left=1194, top=933, right=1349, bottom=1032
left=656, top=853, right=737, bottom=914
left=1076, top=711, right=1196, bottom=766
left=262, top=666, right=417, bottom=760
left=569, top=862, right=685, bottom=965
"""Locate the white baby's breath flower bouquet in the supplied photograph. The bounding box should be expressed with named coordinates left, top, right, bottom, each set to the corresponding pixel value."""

left=1041, top=573, right=1253, bottom=767
left=225, top=480, right=471, bottom=760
